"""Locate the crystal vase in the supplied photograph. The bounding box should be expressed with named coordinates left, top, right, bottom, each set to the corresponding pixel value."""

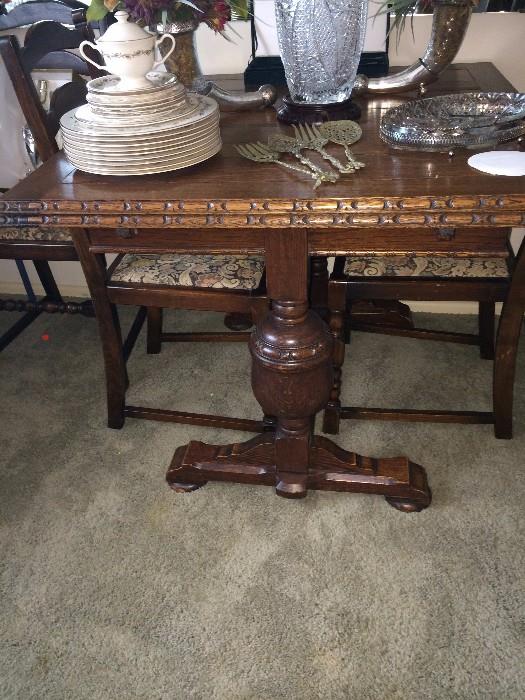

left=275, top=0, right=368, bottom=118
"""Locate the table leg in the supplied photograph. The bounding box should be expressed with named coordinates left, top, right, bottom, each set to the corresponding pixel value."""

left=167, top=230, right=431, bottom=510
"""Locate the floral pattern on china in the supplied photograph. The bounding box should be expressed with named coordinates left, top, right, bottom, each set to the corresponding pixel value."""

left=79, top=10, right=176, bottom=90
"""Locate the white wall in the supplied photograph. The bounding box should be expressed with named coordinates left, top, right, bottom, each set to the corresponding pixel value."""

left=1, top=12, right=524, bottom=301
left=390, top=12, right=525, bottom=91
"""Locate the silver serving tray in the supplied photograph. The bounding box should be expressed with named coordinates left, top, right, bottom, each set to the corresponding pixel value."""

left=380, top=92, right=525, bottom=151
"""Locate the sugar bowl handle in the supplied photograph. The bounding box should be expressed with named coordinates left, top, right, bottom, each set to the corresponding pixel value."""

left=78, top=40, right=106, bottom=71
left=152, top=34, right=176, bottom=69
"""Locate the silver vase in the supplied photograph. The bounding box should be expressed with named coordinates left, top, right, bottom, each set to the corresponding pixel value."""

left=354, top=0, right=473, bottom=95
left=275, top=0, right=368, bottom=105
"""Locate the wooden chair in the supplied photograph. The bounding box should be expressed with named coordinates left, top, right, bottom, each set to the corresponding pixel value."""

left=0, top=6, right=106, bottom=350
left=1, top=10, right=270, bottom=433
left=322, top=227, right=524, bottom=439
left=72, top=238, right=271, bottom=432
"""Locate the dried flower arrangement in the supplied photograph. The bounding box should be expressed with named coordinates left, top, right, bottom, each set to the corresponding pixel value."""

left=87, top=0, right=248, bottom=33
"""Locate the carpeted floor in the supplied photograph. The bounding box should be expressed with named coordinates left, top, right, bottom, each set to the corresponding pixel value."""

left=1, top=308, right=524, bottom=700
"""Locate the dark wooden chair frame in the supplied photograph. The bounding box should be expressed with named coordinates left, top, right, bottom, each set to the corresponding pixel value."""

left=0, top=12, right=103, bottom=350
left=322, top=231, right=525, bottom=439
left=75, top=239, right=272, bottom=433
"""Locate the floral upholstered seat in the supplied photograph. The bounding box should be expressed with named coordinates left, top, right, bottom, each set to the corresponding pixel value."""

left=110, top=253, right=265, bottom=290
left=0, top=226, right=72, bottom=242
left=344, top=255, right=510, bottom=279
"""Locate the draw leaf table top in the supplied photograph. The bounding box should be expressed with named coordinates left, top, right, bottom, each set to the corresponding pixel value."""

left=2, top=63, right=525, bottom=511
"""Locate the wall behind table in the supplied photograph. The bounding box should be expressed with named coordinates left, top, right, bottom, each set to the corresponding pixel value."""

left=1, top=14, right=524, bottom=301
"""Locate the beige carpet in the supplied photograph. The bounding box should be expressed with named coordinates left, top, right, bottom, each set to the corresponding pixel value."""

left=1, top=308, right=524, bottom=699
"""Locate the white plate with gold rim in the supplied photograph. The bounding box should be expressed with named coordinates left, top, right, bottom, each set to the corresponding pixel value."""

left=61, top=109, right=218, bottom=135
left=62, top=130, right=219, bottom=154
left=74, top=98, right=199, bottom=127
left=87, top=71, right=179, bottom=95
left=62, top=118, right=219, bottom=149
left=68, top=137, right=221, bottom=164
left=61, top=114, right=219, bottom=144
left=63, top=133, right=221, bottom=162
left=87, top=101, right=188, bottom=118
left=63, top=129, right=220, bottom=154
left=86, top=85, right=186, bottom=108
left=66, top=143, right=221, bottom=169
left=87, top=92, right=188, bottom=111
left=61, top=95, right=218, bottom=136
left=68, top=142, right=222, bottom=175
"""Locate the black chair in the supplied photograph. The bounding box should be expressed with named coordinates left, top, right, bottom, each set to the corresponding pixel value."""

left=0, top=4, right=104, bottom=350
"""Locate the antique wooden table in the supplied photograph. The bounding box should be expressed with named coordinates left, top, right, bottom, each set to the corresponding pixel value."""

left=2, top=63, right=525, bottom=510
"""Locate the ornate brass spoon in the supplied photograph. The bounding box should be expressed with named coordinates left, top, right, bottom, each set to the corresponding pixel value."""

left=267, top=134, right=339, bottom=182
left=293, top=123, right=353, bottom=174
left=317, top=120, right=365, bottom=170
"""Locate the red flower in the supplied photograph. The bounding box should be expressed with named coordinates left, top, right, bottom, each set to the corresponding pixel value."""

left=202, top=0, right=231, bottom=32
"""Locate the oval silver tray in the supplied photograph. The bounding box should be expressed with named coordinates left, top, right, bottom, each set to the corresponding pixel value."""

left=380, top=92, right=525, bottom=151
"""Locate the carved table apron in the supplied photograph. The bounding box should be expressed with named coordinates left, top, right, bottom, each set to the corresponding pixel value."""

left=2, top=63, right=524, bottom=510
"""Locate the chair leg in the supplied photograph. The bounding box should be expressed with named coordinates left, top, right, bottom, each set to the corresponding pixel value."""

left=309, top=256, right=329, bottom=317
left=478, top=301, right=495, bottom=360
left=322, top=282, right=347, bottom=435
left=147, top=307, right=163, bottom=354
left=224, top=312, right=253, bottom=331
left=33, top=260, right=62, bottom=301
left=70, top=234, right=127, bottom=429
left=493, top=243, right=525, bottom=439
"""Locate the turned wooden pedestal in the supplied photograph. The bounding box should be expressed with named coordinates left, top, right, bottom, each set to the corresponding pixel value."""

left=166, top=231, right=431, bottom=511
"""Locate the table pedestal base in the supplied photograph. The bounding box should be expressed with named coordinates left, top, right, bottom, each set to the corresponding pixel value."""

left=166, top=434, right=431, bottom=511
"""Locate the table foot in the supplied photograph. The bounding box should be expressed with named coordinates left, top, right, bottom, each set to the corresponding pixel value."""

left=276, top=476, right=308, bottom=499
left=167, top=446, right=208, bottom=492
left=169, top=481, right=207, bottom=493
left=166, top=434, right=431, bottom=510
left=385, top=497, right=428, bottom=513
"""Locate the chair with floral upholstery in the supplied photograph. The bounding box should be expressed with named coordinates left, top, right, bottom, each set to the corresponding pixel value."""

left=323, top=228, right=523, bottom=439
left=74, top=244, right=269, bottom=432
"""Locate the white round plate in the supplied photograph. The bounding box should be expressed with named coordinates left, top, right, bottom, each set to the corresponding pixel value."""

left=63, top=132, right=221, bottom=162
left=87, top=71, right=179, bottom=95
left=68, top=142, right=222, bottom=175
left=86, top=84, right=186, bottom=108
left=87, top=94, right=188, bottom=113
left=74, top=98, right=199, bottom=127
left=62, top=129, right=220, bottom=155
left=61, top=115, right=219, bottom=147
left=64, top=133, right=220, bottom=163
left=61, top=95, right=218, bottom=136
left=87, top=102, right=188, bottom=119
left=467, top=150, right=525, bottom=176
left=62, top=108, right=218, bottom=134
left=61, top=121, right=219, bottom=150
left=68, top=138, right=220, bottom=165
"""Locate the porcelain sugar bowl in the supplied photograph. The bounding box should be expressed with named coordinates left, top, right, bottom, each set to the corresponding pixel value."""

left=79, top=10, right=175, bottom=90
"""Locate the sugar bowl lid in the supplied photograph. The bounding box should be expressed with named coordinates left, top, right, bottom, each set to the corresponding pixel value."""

left=97, top=10, right=153, bottom=42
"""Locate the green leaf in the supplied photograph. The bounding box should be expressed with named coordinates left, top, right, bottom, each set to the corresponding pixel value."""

left=86, top=0, right=109, bottom=22
left=229, top=0, right=250, bottom=20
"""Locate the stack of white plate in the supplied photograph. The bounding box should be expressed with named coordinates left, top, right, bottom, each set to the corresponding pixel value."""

left=60, top=71, right=221, bottom=175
